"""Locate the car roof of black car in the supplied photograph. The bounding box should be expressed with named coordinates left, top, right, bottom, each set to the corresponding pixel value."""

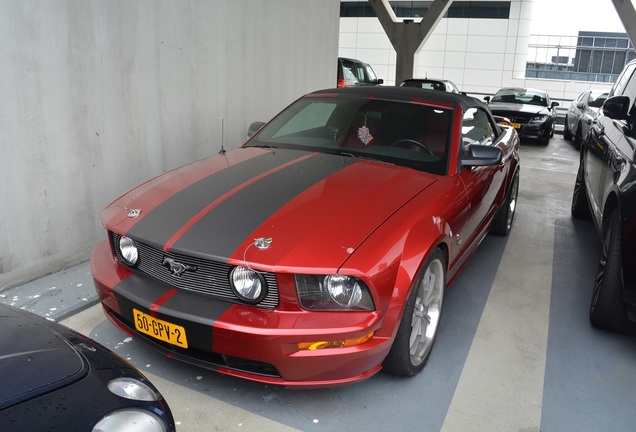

left=311, top=86, right=484, bottom=111
left=495, top=87, right=548, bottom=95
left=401, top=78, right=453, bottom=84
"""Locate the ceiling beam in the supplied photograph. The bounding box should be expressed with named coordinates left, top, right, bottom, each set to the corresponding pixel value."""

left=369, top=0, right=453, bottom=83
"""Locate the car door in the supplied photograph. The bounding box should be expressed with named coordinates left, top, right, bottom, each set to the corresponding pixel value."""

left=586, top=63, right=636, bottom=224
left=569, top=91, right=587, bottom=131
left=457, top=108, right=509, bottom=248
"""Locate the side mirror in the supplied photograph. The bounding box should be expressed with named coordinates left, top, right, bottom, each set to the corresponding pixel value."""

left=484, top=96, right=491, bottom=103
left=551, top=101, right=560, bottom=108
left=247, top=121, right=265, bottom=137
left=376, top=78, right=384, bottom=85
left=461, top=145, right=503, bottom=167
left=602, top=95, right=630, bottom=121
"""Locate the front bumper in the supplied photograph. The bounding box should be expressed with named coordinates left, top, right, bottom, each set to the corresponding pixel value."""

left=517, top=120, right=552, bottom=141
left=91, top=241, right=390, bottom=388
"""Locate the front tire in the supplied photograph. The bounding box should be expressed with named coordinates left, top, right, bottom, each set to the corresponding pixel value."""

left=589, top=209, right=634, bottom=333
left=571, top=161, right=591, bottom=219
left=563, top=116, right=573, bottom=140
left=383, top=248, right=446, bottom=376
left=492, top=170, right=519, bottom=236
left=574, top=123, right=583, bottom=150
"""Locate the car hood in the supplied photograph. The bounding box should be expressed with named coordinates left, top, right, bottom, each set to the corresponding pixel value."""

left=488, top=102, right=550, bottom=116
left=0, top=304, right=85, bottom=409
left=103, top=147, right=439, bottom=270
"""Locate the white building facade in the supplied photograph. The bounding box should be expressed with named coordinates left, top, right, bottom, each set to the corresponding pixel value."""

left=338, top=0, right=613, bottom=100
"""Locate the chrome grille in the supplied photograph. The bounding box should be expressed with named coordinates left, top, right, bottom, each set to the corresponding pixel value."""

left=111, top=232, right=279, bottom=309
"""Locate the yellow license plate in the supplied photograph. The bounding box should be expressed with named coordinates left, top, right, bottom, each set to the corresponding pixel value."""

left=511, top=122, right=522, bottom=129
left=133, top=309, right=188, bottom=348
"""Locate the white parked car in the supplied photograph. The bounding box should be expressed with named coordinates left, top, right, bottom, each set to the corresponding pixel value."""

left=563, top=89, right=608, bottom=148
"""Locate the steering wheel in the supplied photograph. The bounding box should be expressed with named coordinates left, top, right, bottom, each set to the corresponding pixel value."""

left=389, top=139, right=434, bottom=156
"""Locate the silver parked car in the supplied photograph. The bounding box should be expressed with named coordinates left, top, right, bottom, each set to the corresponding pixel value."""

left=563, top=89, right=608, bottom=148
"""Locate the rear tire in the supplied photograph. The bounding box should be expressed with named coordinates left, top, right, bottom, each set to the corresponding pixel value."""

left=383, top=248, right=446, bottom=376
left=589, top=209, right=635, bottom=333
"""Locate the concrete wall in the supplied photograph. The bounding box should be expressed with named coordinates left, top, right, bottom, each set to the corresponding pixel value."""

left=338, top=0, right=614, bottom=101
left=0, top=0, right=340, bottom=290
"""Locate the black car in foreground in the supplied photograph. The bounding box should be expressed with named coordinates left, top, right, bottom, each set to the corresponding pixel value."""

left=572, top=59, right=636, bottom=333
left=485, top=87, right=559, bottom=145
left=0, top=303, right=175, bottom=431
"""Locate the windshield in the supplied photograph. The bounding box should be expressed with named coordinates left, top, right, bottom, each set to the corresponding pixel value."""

left=363, top=64, right=378, bottom=83
left=588, top=92, right=609, bottom=108
left=491, top=89, right=548, bottom=106
left=245, top=96, right=453, bottom=175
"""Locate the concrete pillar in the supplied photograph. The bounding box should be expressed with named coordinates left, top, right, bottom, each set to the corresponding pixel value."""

left=369, top=0, right=452, bottom=83
left=611, top=0, right=636, bottom=48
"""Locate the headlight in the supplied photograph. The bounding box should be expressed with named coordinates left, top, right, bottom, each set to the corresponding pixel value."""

left=229, top=266, right=267, bottom=303
left=117, top=236, right=139, bottom=266
left=529, top=114, right=549, bottom=123
left=107, top=378, right=160, bottom=401
left=295, top=274, right=375, bottom=311
left=93, top=409, right=168, bottom=432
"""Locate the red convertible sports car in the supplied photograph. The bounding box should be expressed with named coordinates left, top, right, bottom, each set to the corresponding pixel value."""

left=91, top=87, right=520, bottom=388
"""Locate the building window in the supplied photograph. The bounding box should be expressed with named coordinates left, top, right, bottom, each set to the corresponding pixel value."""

left=526, top=32, right=636, bottom=83
left=340, top=1, right=511, bottom=19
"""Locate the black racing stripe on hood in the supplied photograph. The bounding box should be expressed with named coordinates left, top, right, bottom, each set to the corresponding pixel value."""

left=170, top=152, right=356, bottom=261
left=126, top=149, right=306, bottom=248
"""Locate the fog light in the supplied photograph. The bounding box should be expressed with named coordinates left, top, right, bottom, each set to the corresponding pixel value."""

left=118, top=236, right=139, bottom=266
left=229, top=266, right=267, bottom=303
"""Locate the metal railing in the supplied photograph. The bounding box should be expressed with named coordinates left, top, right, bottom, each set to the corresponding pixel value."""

left=526, top=33, right=635, bottom=84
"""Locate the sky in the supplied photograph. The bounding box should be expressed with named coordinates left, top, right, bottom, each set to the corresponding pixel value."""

left=530, top=0, right=628, bottom=35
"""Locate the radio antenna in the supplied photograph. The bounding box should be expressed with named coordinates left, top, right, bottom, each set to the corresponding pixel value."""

left=219, top=118, right=226, bottom=155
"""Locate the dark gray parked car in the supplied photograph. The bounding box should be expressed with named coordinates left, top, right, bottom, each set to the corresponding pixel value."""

left=571, top=59, right=636, bottom=333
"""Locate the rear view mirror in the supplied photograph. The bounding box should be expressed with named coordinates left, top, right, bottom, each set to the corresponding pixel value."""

left=461, top=145, right=502, bottom=167
left=602, top=95, right=630, bottom=121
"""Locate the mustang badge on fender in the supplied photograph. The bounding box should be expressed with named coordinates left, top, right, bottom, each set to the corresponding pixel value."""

left=162, top=256, right=197, bottom=277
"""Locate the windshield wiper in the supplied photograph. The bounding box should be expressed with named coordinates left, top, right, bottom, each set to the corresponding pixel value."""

left=335, top=150, right=394, bottom=165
